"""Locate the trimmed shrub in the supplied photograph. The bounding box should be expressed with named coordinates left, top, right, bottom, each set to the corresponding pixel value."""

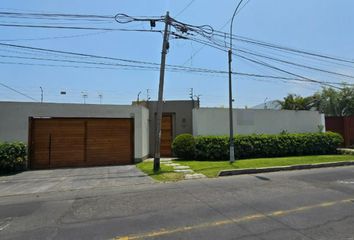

left=0, top=142, right=27, bottom=173
left=172, top=134, right=196, bottom=159
left=189, top=132, right=343, bottom=161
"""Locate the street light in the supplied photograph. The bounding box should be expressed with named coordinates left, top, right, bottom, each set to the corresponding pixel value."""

left=228, top=0, right=245, bottom=163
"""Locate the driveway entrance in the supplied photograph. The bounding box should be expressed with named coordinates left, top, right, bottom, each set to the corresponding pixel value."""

left=0, top=165, right=152, bottom=197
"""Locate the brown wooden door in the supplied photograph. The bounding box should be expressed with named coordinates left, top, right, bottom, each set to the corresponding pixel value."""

left=30, top=119, right=85, bottom=169
left=160, top=115, right=173, bottom=157
left=49, top=119, right=86, bottom=168
left=86, top=119, right=133, bottom=166
left=30, top=118, right=134, bottom=169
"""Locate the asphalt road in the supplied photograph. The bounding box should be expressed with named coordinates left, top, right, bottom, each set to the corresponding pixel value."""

left=0, top=166, right=354, bottom=240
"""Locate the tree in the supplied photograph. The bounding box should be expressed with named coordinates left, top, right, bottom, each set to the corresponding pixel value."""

left=277, top=86, right=354, bottom=116
left=314, top=86, right=354, bottom=116
left=277, top=94, right=316, bottom=110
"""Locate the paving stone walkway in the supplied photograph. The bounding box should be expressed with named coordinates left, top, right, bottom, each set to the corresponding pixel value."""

left=150, top=158, right=206, bottom=180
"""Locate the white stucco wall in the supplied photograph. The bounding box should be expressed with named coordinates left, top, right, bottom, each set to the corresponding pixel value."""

left=193, top=108, right=325, bottom=136
left=0, top=101, right=149, bottom=160
left=139, top=106, right=150, bottom=159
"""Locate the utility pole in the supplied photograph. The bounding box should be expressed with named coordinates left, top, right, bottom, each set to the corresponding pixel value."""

left=228, top=0, right=245, bottom=163
left=154, top=11, right=170, bottom=172
left=40, top=87, right=43, bottom=103
left=228, top=48, right=235, bottom=163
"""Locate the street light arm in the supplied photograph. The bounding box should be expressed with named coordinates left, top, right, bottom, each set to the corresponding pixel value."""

left=230, top=0, right=245, bottom=50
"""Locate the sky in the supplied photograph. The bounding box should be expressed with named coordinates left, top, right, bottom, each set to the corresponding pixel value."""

left=1, top=0, right=354, bottom=107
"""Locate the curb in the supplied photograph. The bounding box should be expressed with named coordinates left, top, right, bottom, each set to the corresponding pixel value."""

left=337, top=148, right=354, bottom=155
left=218, top=161, right=354, bottom=177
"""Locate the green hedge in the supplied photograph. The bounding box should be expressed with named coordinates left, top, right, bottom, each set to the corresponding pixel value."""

left=172, top=134, right=195, bottom=159
left=173, top=132, right=343, bottom=160
left=0, top=142, right=27, bottom=173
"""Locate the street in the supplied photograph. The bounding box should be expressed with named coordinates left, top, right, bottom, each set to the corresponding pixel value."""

left=1, top=166, right=354, bottom=240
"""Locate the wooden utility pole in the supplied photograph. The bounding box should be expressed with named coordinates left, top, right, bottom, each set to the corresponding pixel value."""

left=154, top=11, right=170, bottom=172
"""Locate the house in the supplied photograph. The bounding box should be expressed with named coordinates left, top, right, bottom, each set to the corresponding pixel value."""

left=133, top=100, right=199, bottom=157
left=0, top=100, right=325, bottom=169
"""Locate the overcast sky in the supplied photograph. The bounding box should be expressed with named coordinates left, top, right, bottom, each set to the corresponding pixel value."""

left=1, top=0, right=354, bottom=107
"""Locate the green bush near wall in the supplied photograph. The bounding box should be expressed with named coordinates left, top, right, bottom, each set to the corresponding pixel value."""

left=172, top=134, right=195, bottom=159
left=0, top=142, right=27, bottom=173
left=173, top=132, right=343, bottom=160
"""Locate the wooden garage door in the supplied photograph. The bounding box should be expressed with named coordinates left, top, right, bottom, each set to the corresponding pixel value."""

left=160, top=114, right=173, bottom=157
left=86, top=119, right=133, bottom=166
left=30, top=118, right=134, bottom=169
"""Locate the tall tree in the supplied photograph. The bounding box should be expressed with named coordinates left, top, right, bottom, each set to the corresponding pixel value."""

left=277, top=94, right=316, bottom=110
left=314, top=86, right=354, bottom=116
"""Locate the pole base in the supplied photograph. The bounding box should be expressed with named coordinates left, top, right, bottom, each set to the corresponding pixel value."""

left=153, top=157, right=160, bottom=172
left=229, top=146, right=235, bottom=163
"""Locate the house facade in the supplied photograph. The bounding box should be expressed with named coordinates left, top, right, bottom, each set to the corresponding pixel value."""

left=0, top=101, right=325, bottom=169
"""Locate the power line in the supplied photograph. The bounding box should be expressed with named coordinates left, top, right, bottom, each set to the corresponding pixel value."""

left=2, top=57, right=349, bottom=89
left=0, top=30, right=111, bottom=42
left=0, top=55, right=319, bottom=83
left=0, top=42, right=162, bottom=66
left=211, top=31, right=354, bottom=65
left=184, top=34, right=354, bottom=84
left=0, top=82, right=38, bottom=101
left=3, top=10, right=353, bottom=67
left=0, top=23, right=162, bottom=32
left=1, top=40, right=350, bottom=88
left=0, top=54, right=160, bottom=70
left=175, top=0, right=196, bottom=17
left=236, top=53, right=342, bottom=89
left=0, top=41, right=231, bottom=73
left=0, top=11, right=114, bottom=20
left=183, top=35, right=349, bottom=88
left=237, top=48, right=354, bottom=80
left=182, top=0, right=251, bottom=65
left=0, top=11, right=162, bottom=20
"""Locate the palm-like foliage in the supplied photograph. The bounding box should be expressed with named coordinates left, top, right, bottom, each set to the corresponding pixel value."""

left=277, top=94, right=316, bottom=110
left=314, top=86, right=354, bottom=116
left=278, top=86, right=354, bottom=116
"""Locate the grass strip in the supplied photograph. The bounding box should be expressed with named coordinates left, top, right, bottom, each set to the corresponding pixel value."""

left=175, top=155, right=354, bottom=178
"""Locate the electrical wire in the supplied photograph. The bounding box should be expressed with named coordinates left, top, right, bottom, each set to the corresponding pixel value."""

left=212, top=31, right=354, bottom=65
left=175, top=0, right=196, bottom=17
left=0, top=23, right=162, bottom=32
left=235, top=53, right=342, bottom=89
left=181, top=0, right=251, bottom=65
left=184, top=33, right=354, bottom=84
left=182, top=35, right=349, bottom=88
left=236, top=48, right=354, bottom=80
left=0, top=11, right=114, bottom=20
left=1, top=35, right=351, bottom=89
left=0, top=30, right=111, bottom=42
left=0, top=82, right=38, bottom=101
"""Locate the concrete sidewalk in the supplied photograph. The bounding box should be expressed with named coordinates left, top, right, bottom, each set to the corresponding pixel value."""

left=0, top=165, right=153, bottom=197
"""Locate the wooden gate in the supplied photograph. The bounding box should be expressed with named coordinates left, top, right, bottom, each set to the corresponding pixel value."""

left=160, top=114, right=173, bottom=157
left=326, top=116, right=354, bottom=147
left=29, top=118, right=134, bottom=169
